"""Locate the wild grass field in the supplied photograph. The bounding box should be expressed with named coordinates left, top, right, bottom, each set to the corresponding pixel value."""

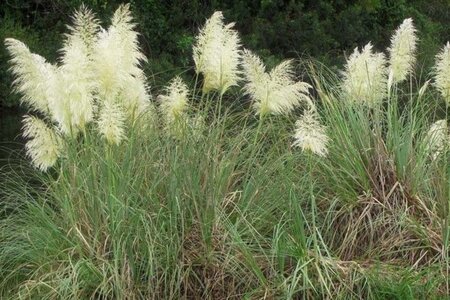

left=0, top=4, right=449, bottom=299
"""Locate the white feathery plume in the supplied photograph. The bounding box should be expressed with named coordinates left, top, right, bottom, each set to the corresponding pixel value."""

left=93, top=28, right=120, bottom=97
left=434, top=42, right=450, bottom=105
left=6, top=5, right=154, bottom=168
left=22, top=115, right=62, bottom=171
left=425, top=119, right=449, bottom=160
left=93, top=4, right=147, bottom=110
left=293, top=109, right=329, bottom=157
left=158, top=76, right=190, bottom=126
left=42, top=72, right=72, bottom=135
left=5, top=38, right=55, bottom=115
left=388, top=18, right=417, bottom=85
left=242, top=49, right=312, bottom=116
left=55, top=6, right=99, bottom=135
left=119, top=70, right=154, bottom=120
left=109, top=4, right=145, bottom=77
left=66, top=5, right=99, bottom=53
left=97, top=101, right=127, bottom=145
left=193, top=11, right=241, bottom=95
left=341, top=43, right=387, bottom=107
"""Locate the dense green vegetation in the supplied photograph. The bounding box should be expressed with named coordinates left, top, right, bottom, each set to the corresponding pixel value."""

left=1, top=0, right=449, bottom=107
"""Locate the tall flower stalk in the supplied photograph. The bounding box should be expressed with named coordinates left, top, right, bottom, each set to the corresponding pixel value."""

left=5, top=38, right=55, bottom=115
left=434, top=42, right=450, bottom=106
left=242, top=49, right=312, bottom=117
left=293, top=109, right=329, bottom=157
left=55, top=6, right=99, bottom=135
left=22, top=115, right=62, bottom=171
left=387, top=18, right=417, bottom=87
left=425, top=119, right=449, bottom=160
left=93, top=4, right=152, bottom=120
left=97, top=101, right=127, bottom=145
left=158, top=76, right=190, bottom=135
left=193, top=11, right=241, bottom=95
left=341, top=42, right=387, bottom=107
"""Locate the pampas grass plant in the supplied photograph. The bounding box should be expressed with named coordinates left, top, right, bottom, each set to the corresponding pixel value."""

left=434, top=42, right=450, bottom=105
left=388, top=18, right=417, bottom=86
left=1, top=6, right=450, bottom=300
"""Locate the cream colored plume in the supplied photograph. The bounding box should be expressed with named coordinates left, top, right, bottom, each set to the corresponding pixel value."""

left=55, top=6, right=99, bottom=134
left=97, top=101, right=126, bottom=145
left=193, top=11, right=241, bottom=95
left=5, top=38, right=55, bottom=115
left=6, top=7, right=100, bottom=137
left=22, top=115, right=62, bottom=171
left=6, top=5, right=154, bottom=170
left=158, top=76, right=190, bottom=126
left=93, top=3, right=149, bottom=116
left=242, top=49, right=312, bottom=116
left=425, top=120, right=449, bottom=160
left=67, top=5, right=99, bottom=52
left=388, top=18, right=417, bottom=85
left=434, top=42, right=450, bottom=105
left=342, top=43, right=387, bottom=107
left=120, top=70, right=153, bottom=120
left=293, top=109, right=329, bottom=157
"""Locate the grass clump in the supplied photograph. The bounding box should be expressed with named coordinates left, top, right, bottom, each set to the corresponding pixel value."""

left=1, top=4, right=450, bottom=299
